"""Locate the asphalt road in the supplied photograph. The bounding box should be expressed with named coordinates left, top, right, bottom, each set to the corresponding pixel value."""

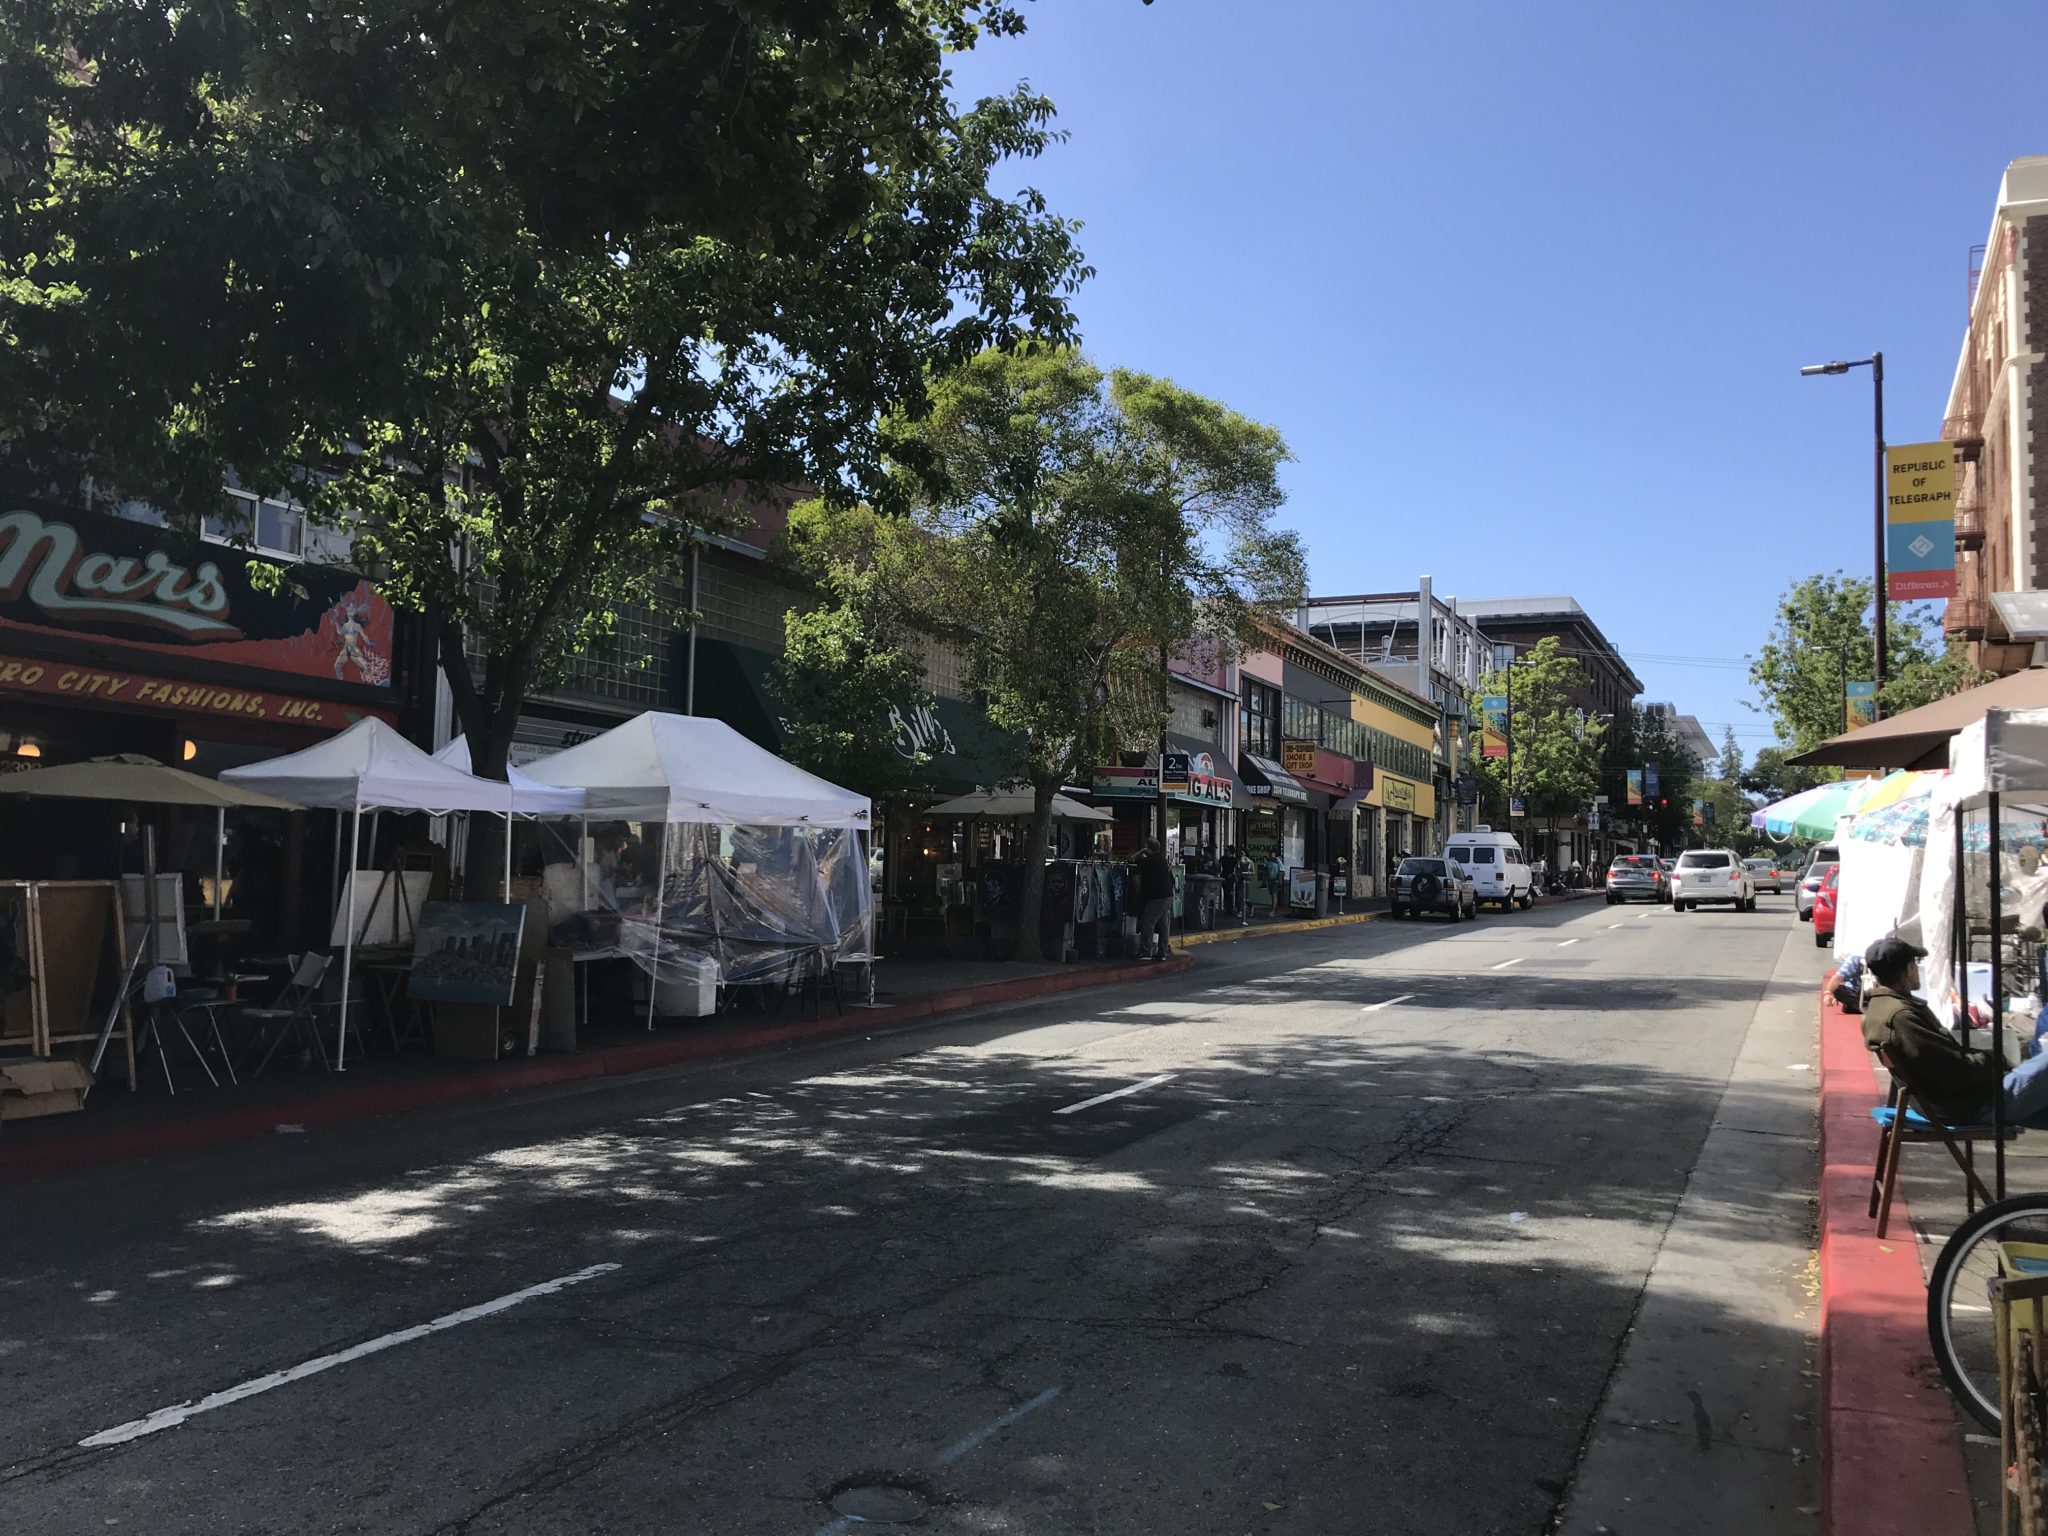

left=0, top=893, right=1810, bottom=1535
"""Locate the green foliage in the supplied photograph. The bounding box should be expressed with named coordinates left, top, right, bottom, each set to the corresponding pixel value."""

left=770, top=499, right=937, bottom=806
left=793, top=346, right=1301, bottom=958
left=1747, top=572, right=1981, bottom=752
left=1742, top=746, right=1826, bottom=801
left=1470, top=637, right=1605, bottom=827
left=0, top=0, right=1088, bottom=779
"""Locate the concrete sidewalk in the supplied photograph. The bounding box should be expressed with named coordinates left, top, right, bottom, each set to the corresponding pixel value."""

left=1558, top=926, right=1820, bottom=1535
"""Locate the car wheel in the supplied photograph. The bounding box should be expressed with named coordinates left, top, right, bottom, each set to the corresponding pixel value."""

left=1606, top=896, right=1617, bottom=906
left=1798, top=907, right=1811, bottom=922
left=1815, top=928, right=1828, bottom=947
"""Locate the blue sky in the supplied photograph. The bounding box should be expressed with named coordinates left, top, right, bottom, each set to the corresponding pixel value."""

left=947, top=1, right=2043, bottom=761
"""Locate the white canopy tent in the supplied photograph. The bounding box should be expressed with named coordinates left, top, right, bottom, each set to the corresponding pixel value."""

left=522, top=712, right=872, bottom=1026
left=521, top=712, right=870, bottom=828
left=223, top=718, right=565, bottom=1070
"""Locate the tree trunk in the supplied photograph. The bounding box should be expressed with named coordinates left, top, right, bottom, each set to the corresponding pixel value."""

left=1010, top=776, right=1061, bottom=964
left=437, top=619, right=535, bottom=900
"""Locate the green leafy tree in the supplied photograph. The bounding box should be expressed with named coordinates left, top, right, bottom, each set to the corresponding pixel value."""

left=809, top=347, right=1303, bottom=960
left=1472, top=637, right=1605, bottom=851
left=770, top=499, right=937, bottom=806
left=0, top=0, right=1087, bottom=798
left=1697, top=726, right=1755, bottom=853
left=1742, top=746, right=1826, bottom=801
left=1748, top=573, right=1983, bottom=752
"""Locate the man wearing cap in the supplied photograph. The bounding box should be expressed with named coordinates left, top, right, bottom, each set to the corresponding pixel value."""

left=1862, top=935, right=2048, bottom=1124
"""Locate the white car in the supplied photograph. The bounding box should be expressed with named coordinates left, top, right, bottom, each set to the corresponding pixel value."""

left=1671, top=848, right=1756, bottom=912
left=1795, top=843, right=1840, bottom=921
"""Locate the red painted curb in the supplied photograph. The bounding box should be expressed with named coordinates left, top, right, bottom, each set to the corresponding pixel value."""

left=1816, top=980, right=1976, bottom=1535
left=0, top=954, right=1195, bottom=1181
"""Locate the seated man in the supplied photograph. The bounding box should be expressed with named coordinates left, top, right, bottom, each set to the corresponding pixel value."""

left=1861, top=936, right=2048, bottom=1126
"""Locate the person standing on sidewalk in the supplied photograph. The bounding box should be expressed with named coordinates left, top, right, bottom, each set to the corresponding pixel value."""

left=1136, top=838, right=1174, bottom=960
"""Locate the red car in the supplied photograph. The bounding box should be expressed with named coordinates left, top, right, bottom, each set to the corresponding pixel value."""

left=1813, top=864, right=1840, bottom=949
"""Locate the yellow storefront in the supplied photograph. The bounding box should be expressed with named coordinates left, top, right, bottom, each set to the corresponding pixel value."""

left=1347, top=683, right=1438, bottom=899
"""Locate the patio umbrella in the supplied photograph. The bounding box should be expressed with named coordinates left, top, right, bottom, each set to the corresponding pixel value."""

left=1752, top=778, right=1880, bottom=840
left=925, top=788, right=1113, bottom=823
left=0, top=756, right=304, bottom=1072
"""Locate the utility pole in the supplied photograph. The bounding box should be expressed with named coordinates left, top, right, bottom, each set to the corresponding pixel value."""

left=1800, top=351, right=1887, bottom=715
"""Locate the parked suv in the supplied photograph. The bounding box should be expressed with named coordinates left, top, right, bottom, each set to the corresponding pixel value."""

left=1672, top=848, right=1756, bottom=912
left=1390, top=856, right=1477, bottom=922
left=1605, top=853, right=1666, bottom=905
left=1796, top=843, right=1841, bottom=922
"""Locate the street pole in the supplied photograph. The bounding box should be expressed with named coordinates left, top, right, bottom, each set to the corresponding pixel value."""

left=1871, top=351, right=1887, bottom=710
left=1800, top=352, right=1886, bottom=717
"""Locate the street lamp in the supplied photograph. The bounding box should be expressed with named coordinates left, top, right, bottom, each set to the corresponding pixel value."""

left=1799, top=353, right=1886, bottom=713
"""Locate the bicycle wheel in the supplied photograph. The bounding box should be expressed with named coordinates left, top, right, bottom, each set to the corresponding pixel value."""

left=1927, top=1191, right=2048, bottom=1429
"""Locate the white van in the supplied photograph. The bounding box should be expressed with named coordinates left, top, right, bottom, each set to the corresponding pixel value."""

left=1443, top=827, right=1535, bottom=911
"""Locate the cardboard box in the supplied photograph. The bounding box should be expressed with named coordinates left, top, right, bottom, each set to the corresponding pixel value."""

left=0, top=1058, right=94, bottom=1120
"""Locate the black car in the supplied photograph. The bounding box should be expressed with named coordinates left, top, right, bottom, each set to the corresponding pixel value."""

left=1390, top=856, right=1477, bottom=921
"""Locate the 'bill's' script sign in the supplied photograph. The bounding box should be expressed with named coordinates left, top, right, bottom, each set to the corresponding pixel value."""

left=0, top=509, right=238, bottom=639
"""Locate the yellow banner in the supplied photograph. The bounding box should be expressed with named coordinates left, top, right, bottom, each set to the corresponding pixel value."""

left=1885, top=441, right=1955, bottom=524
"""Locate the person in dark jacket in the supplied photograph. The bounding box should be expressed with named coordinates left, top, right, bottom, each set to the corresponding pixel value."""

left=1861, top=936, right=2048, bottom=1123
left=1136, top=838, right=1173, bottom=960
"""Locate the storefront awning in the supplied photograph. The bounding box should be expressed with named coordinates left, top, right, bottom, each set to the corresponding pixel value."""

left=1240, top=754, right=1309, bottom=806
left=1332, top=761, right=1375, bottom=817
left=1162, top=736, right=1234, bottom=808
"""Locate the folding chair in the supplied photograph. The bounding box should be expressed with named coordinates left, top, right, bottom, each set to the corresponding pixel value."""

left=1867, top=1043, right=2016, bottom=1238
left=234, top=953, right=337, bottom=1078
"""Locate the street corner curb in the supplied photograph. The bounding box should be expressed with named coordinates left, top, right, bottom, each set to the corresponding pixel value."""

left=1814, top=988, right=1974, bottom=1536
left=0, top=953, right=1196, bottom=1183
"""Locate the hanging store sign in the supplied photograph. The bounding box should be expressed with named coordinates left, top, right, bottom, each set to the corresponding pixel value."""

left=1090, top=765, right=1159, bottom=799
left=1381, top=776, right=1416, bottom=812
left=0, top=502, right=394, bottom=687
left=0, top=651, right=392, bottom=732
left=1280, top=739, right=1317, bottom=777
left=1884, top=442, right=1957, bottom=600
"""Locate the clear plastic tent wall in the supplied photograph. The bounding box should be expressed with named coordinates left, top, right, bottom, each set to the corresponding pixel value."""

left=539, top=821, right=873, bottom=989
left=521, top=715, right=875, bottom=1000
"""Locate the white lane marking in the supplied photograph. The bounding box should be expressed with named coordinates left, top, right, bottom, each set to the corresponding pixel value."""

left=80, top=1263, right=621, bottom=1447
left=1361, top=993, right=1416, bottom=1012
left=1054, top=1073, right=1176, bottom=1115
left=1604, top=923, right=1625, bottom=930
left=1491, top=956, right=1525, bottom=970
left=934, top=1384, right=1065, bottom=1466
left=1557, top=938, right=1581, bottom=947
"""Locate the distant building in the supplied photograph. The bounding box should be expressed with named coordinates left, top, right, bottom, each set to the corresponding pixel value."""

left=1942, top=154, right=2048, bottom=674
left=1646, top=705, right=1718, bottom=766
left=1303, top=577, right=1484, bottom=839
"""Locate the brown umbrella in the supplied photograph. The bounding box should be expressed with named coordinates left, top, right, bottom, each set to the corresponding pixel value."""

left=1791, top=669, right=2048, bottom=771
left=0, top=754, right=302, bottom=811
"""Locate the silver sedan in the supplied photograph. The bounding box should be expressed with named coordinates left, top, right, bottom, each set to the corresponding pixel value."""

left=1743, top=858, right=1782, bottom=895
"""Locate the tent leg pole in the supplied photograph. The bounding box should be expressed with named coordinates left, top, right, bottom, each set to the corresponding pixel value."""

left=338, top=807, right=361, bottom=1073
left=646, top=828, right=668, bottom=1031
left=214, top=807, right=225, bottom=920
left=1991, top=791, right=2006, bottom=1200
left=504, top=813, right=513, bottom=901
left=581, top=818, right=590, bottom=911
